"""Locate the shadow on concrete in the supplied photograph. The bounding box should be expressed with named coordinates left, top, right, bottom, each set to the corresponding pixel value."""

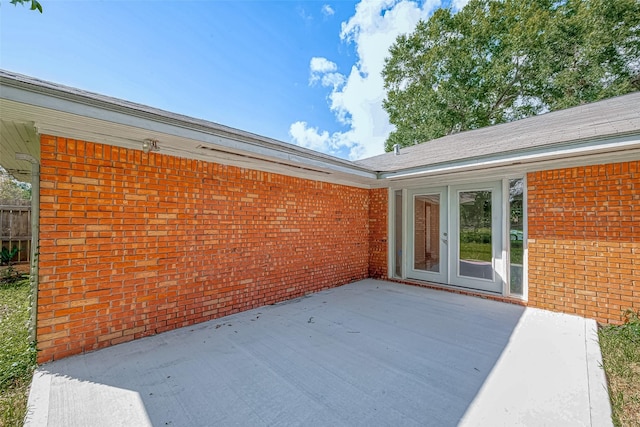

left=25, top=279, right=606, bottom=426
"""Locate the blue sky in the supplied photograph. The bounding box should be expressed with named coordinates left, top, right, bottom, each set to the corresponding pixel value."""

left=1, top=0, right=467, bottom=160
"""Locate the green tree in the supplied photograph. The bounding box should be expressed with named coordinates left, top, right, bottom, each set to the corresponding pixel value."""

left=543, top=0, right=640, bottom=109
left=7, top=0, right=42, bottom=13
left=382, top=0, right=640, bottom=151
left=0, top=168, right=30, bottom=202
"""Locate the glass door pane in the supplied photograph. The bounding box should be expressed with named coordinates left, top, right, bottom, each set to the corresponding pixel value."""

left=407, top=188, right=448, bottom=284
left=414, top=194, right=441, bottom=272
left=394, top=190, right=403, bottom=278
left=509, top=179, right=524, bottom=296
left=458, top=190, right=493, bottom=280
left=450, top=182, right=503, bottom=293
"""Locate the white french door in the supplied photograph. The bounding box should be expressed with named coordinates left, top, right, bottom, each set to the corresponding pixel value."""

left=450, top=182, right=503, bottom=293
left=407, top=188, right=448, bottom=284
left=407, top=182, right=504, bottom=294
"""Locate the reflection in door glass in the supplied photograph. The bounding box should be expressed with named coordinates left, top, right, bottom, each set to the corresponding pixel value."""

left=414, top=195, right=440, bottom=272
left=459, top=191, right=493, bottom=280
left=509, top=179, right=524, bottom=295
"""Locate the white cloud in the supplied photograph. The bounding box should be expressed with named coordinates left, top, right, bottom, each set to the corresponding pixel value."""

left=309, top=57, right=346, bottom=92
left=321, top=4, right=335, bottom=17
left=290, top=0, right=442, bottom=160
left=289, top=121, right=354, bottom=156
left=309, top=57, right=343, bottom=87
left=310, top=57, right=338, bottom=74
left=451, top=0, right=470, bottom=11
left=321, top=72, right=346, bottom=90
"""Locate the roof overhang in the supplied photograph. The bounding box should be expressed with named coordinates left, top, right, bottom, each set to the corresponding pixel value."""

left=0, top=71, right=378, bottom=186
left=2, top=70, right=640, bottom=188
left=0, top=117, right=39, bottom=181
left=380, top=133, right=640, bottom=185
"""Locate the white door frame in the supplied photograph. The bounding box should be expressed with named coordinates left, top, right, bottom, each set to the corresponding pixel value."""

left=406, top=187, right=448, bottom=284
left=449, top=182, right=504, bottom=293
left=404, top=181, right=505, bottom=294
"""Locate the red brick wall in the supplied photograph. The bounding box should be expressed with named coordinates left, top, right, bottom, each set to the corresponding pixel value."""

left=528, top=161, right=640, bottom=324
left=368, top=188, right=388, bottom=278
left=37, top=135, right=370, bottom=362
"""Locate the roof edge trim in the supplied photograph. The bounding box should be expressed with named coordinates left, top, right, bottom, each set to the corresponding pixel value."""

left=0, top=70, right=376, bottom=179
left=382, top=134, right=640, bottom=180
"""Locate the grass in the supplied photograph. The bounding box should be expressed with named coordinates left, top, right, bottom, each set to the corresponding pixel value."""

left=459, top=241, right=523, bottom=264
left=0, top=277, right=36, bottom=427
left=599, top=310, right=640, bottom=427
left=459, top=242, right=492, bottom=262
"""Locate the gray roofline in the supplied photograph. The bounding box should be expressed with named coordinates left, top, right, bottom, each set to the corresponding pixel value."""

left=357, top=91, right=640, bottom=175
left=380, top=133, right=640, bottom=180
left=0, top=70, right=376, bottom=179
left=3, top=69, right=639, bottom=183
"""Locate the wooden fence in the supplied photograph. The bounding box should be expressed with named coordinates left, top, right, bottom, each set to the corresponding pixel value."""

left=0, top=200, right=32, bottom=264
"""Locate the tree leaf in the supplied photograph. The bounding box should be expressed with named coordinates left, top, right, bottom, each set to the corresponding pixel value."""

left=382, top=0, right=640, bottom=151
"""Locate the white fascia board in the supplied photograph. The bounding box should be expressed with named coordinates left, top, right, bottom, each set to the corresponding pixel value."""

left=1, top=84, right=376, bottom=180
left=382, top=133, right=640, bottom=181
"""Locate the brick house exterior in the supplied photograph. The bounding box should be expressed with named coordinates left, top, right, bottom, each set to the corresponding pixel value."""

left=36, top=136, right=372, bottom=362
left=527, top=162, right=640, bottom=324
left=1, top=71, right=639, bottom=363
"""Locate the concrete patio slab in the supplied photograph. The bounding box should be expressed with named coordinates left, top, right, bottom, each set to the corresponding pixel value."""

left=25, top=279, right=612, bottom=426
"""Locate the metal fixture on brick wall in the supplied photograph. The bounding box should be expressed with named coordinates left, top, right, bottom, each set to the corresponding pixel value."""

left=142, top=139, right=159, bottom=153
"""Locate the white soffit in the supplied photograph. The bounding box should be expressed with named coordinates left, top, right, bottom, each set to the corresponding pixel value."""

left=0, top=81, right=377, bottom=187
left=0, top=118, right=39, bottom=181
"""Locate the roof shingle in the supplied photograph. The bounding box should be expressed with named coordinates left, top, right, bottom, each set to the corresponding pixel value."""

left=356, top=92, right=640, bottom=173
